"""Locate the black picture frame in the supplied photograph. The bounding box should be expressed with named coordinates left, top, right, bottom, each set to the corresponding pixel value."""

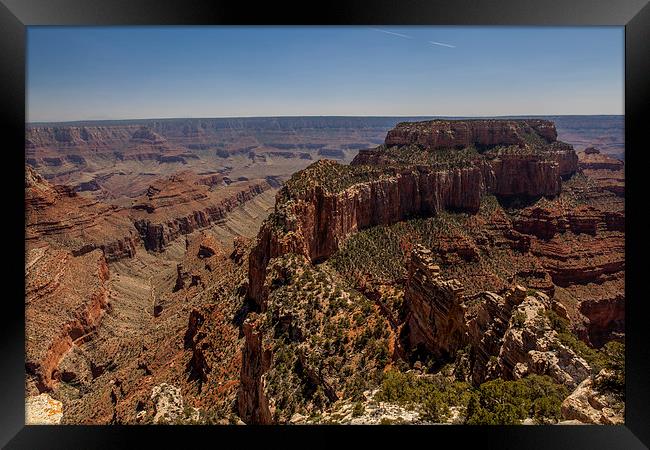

left=1, top=0, right=648, bottom=448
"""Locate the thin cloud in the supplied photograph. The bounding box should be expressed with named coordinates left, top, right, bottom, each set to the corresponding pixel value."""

left=371, top=28, right=413, bottom=39
left=429, top=40, right=456, bottom=48
left=370, top=29, right=456, bottom=49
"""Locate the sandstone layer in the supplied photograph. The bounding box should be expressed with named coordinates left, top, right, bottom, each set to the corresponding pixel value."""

left=248, top=119, right=578, bottom=310
left=130, top=171, right=276, bottom=252
left=561, top=370, right=624, bottom=424
left=577, top=147, right=624, bottom=196
left=26, top=165, right=138, bottom=262
left=237, top=119, right=623, bottom=424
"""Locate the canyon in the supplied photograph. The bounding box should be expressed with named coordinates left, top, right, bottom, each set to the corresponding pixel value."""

left=24, top=116, right=624, bottom=425
left=240, top=118, right=624, bottom=424
left=247, top=119, right=580, bottom=309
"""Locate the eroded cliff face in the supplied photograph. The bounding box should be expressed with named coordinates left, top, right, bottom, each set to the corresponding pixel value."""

left=355, top=120, right=577, bottom=196
left=26, top=125, right=184, bottom=169
left=26, top=246, right=110, bottom=392
left=48, top=231, right=250, bottom=425
left=25, top=165, right=279, bottom=423
left=247, top=120, right=578, bottom=310
left=26, top=165, right=139, bottom=262
left=26, top=165, right=277, bottom=261
left=491, top=156, right=560, bottom=196
left=239, top=253, right=394, bottom=424
left=384, top=119, right=558, bottom=149
left=512, top=200, right=624, bottom=347
left=238, top=119, right=592, bottom=421
left=577, top=147, right=624, bottom=197
left=404, top=245, right=591, bottom=389
left=131, top=173, right=273, bottom=252
left=404, top=246, right=467, bottom=361
left=237, top=318, right=273, bottom=424
left=247, top=162, right=486, bottom=309
left=561, top=369, right=624, bottom=424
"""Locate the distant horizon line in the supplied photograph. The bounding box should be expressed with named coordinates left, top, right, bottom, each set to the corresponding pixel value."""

left=27, top=113, right=624, bottom=126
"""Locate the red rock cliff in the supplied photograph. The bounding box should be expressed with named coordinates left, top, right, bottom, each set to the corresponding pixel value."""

left=247, top=161, right=486, bottom=309
left=384, top=119, right=558, bottom=149
left=26, top=165, right=138, bottom=262
left=405, top=245, right=591, bottom=388
left=131, top=174, right=273, bottom=252
left=247, top=120, right=578, bottom=310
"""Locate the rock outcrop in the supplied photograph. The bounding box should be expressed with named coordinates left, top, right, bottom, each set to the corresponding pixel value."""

left=577, top=147, right=624, bottom=196
left=131, top=172, right=274, bottom=252
left=578, top=147, right=624, bottom=171
left=237, top=318, right=273, bottom=424
left=405, top=245, right=591, bottom=388
left=405, top=246, right=467, bottom=360
left=561, top=370, right=624, bottom=424
left=26, top=165, right=138, bottom=262
left=25, top=393, right=64, bottom=425
left=239, top=117, right=620, bottom=426
left=514, top=204, right=623, bottom=240
left=384, top=119, right=558, bottom=149
left=238, top=253, right=394, bottom=424
left=247, top=161, right=485, bottom=309
left=496, top=293, right=591, bottom=388
left=487, top=154, right=563, bottom=197
left=247, top=119, right=579, bottom=310
left=150, top=383, right=200, bottom=424
left=510, top=190, right=625, bottom=348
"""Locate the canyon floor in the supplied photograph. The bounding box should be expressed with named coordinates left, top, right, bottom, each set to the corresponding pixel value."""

left=25, top=116, right=624, bottom=425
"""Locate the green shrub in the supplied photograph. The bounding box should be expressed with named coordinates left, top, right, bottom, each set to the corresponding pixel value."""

left=593, top=341, right=625, bottom=399
left=421, top=391, right=451, bottom=422
left=544, top=310, right=567, bottom=332
left=512, top=311, right=526, bottom=328
left=375, top=370, right=471, bottom=423
left=464, top=375, right=568, bottom=425
left=352, top=402, right=365, bottom=417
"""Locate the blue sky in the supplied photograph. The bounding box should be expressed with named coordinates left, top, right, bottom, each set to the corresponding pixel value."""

left=26, top=26, right=624, bottom=122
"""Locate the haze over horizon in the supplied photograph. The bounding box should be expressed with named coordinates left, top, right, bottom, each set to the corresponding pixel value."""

left=27, top=26, right=624, bottom=123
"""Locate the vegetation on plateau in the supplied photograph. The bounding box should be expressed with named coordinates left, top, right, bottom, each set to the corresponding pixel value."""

left=374, top=369, right=569, bottom=424
left=259, top=254, right=393, bottom=423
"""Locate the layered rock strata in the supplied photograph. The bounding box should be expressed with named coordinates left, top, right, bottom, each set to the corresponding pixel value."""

left=247, top=120, right=578, bottom=310
left=384, top=119, right=558, bottom=148
left=577, top=147, right=624, bottom=196
left=26, top=165, right=276, bottom=260
left=238, top=119, right=590, bottom=423
left=247, top=161, right=485, bottom=309
left=237, top=317, right=273, bottom=424
left=405, top=246, right=466, bottom=360
left=26, top=165, right=138, bottom=262
left=130, top=172, right=274, bottom=252
left=26, top=245, right=110, bottom=392
left=405, top=245, right=591, bottom=388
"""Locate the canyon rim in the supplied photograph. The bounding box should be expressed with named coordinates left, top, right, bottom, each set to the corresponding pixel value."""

left=25, top=117, right=625, bottom=425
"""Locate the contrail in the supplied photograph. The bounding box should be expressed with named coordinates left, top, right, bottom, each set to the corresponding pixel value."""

left=370, top=28, right=455, bottom=48
left=371, top=28, right=413, bottom=39
left=429, top=40, right=456, bottom=48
